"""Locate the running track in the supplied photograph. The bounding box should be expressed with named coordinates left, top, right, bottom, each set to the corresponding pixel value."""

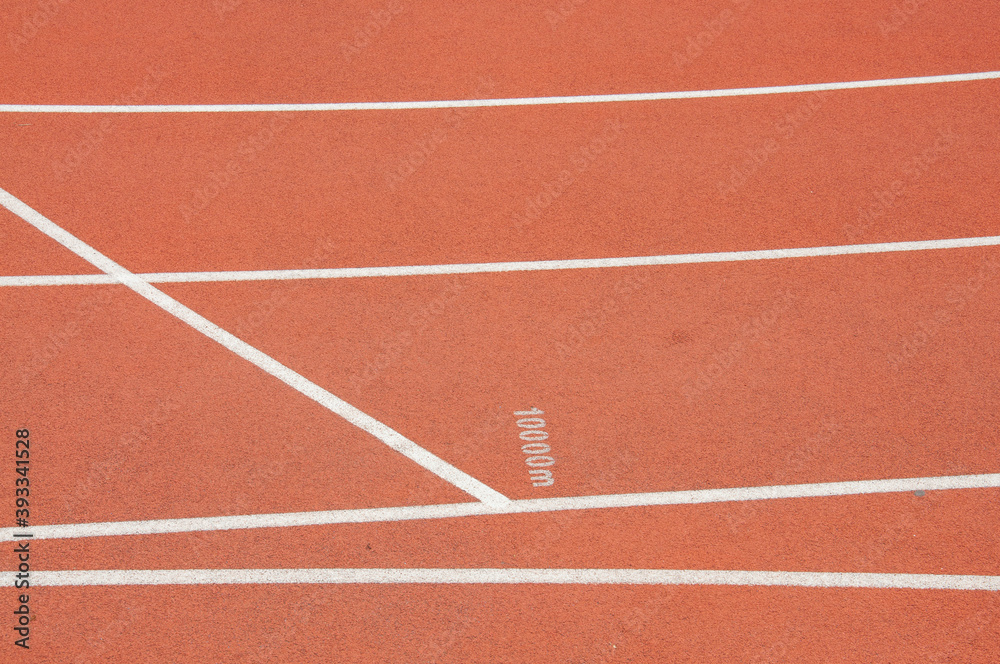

left=1, top=1, right=999, bottom=661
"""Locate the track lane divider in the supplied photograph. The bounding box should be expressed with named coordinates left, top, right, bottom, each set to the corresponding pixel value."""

left=2, top=568, right=997, bottom=591
left=1, top=70, right=997, bottom=113
left=3, top=235, right=999, bottom=287
left=2, top=472, right=996, bottom=542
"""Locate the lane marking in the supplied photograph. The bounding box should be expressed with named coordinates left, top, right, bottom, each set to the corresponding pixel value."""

left=2, top=473, right=997, bottom=541
left=0, top=186, right=509, bottom=505
left=2, top=568, right=997, bottom=591
left=0, top=274, right=114, bottom=286
left=2, top=70, right=997, bottom=113
left=3, top=235, right=999, bottom=287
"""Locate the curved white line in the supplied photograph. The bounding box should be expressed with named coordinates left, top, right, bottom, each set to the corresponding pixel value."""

left=2, top=235, right=998, bottom=287
left=2, top=71, right=997, bottom=113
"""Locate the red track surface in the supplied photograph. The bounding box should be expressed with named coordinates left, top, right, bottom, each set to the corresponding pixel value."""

left=2, top=0, right=999, bottom=661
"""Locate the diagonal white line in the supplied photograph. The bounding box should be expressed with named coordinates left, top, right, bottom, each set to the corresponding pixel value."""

left=2, top=235, right=999, bottom=287
left=2, top=473, right=997, bottom=542
left=3, top=568, right=997, bottom=591
left=1, top=70, right=997, bottom=113
left=0, top=186, right=509, bottom=505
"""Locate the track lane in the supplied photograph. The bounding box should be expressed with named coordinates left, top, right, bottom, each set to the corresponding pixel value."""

left=18, top=488, right=1000, bottom=577
left=0, top=81, right=996, bottom=274
left=155, top=246, right=1000, bottom=500
left=3, top=583, right=996, bottom=663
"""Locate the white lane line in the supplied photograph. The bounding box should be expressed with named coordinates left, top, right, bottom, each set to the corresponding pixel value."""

left=0, top=187, right=509, bottom=506
left=0, top=274, right=116, bottom=286
left=3, top=235, right=999, bottom=287
left=2, top=473, right=997, bottom=542
left=2, top=71, right=997, bottom=113
left=4, top=569, right=998, bottom=591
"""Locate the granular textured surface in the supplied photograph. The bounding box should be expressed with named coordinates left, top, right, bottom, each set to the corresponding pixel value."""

left=1, top=1, right=998, bottom=661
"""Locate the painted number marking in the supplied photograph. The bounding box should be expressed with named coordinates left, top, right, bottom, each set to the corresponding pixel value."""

left=515, top=409, right=554, bottom=487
